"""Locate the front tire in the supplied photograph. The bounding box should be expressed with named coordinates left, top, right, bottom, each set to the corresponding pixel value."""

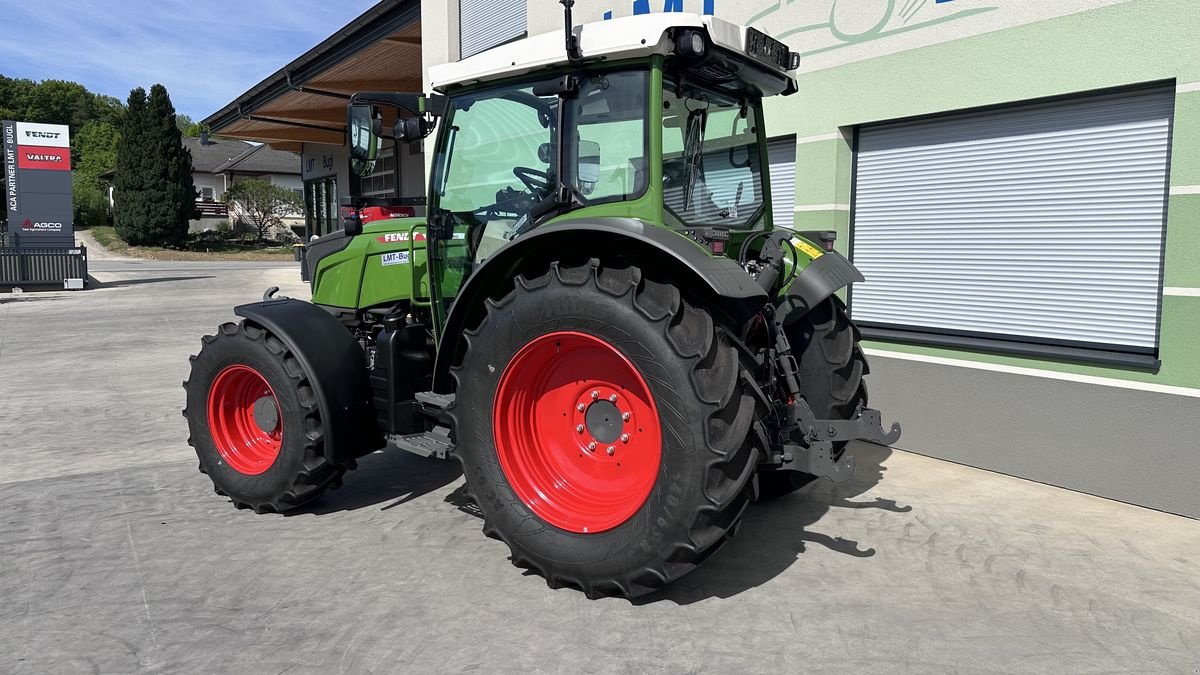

left=184, top=321, right=347, bottom=513
left=452, top=260, right=761, bottom=598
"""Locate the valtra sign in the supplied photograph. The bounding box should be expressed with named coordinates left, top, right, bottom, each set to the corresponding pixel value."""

left=2, top=120, right=74, bottom=248
left=18, top=146, right=70, bottom=171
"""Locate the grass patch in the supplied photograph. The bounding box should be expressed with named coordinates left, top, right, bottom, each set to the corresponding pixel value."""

left=89, top=226, right=130, bottom=253
left=86, top=226, right=298, bottom=262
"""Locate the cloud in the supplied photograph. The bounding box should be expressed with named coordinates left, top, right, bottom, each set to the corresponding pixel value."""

left=0, top=0, right=378, bottom=119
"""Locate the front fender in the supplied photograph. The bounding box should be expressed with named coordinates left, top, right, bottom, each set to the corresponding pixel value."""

left=432, top=217, right=769, bottom=392
left=235, top=298, right=384, bottom=463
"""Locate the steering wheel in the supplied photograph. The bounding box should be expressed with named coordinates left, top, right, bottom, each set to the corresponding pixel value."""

left=513, top=166, right=551, bottom=195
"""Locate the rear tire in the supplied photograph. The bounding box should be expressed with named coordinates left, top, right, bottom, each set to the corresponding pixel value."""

left=451, top=260, right=761, bottom=598
left=184, top=321, right=347, bottom=513
left=756, top=297, right=868, bottom=501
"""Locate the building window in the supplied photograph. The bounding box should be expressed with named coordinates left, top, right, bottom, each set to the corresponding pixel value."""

left=360, top=146, right=396, bottom=197
left=304, top=176, right=338, bottom=239
left=849, top=84, right=1174, bottom=367
left=767, top=136, right=797, bottom=229
left=200, top=187, right=214, bottom=202
left=460, top=0, right=526, bottom=59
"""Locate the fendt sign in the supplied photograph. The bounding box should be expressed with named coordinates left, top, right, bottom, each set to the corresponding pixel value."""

left=2, top=120, right=74, bottom=247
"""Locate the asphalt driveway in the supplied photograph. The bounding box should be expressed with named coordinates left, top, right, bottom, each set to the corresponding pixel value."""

left=1, top=258, right=1198, bottom=673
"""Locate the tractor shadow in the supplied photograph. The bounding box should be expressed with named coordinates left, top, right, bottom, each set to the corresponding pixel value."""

left=638, top=442, right=912, bottom=605
left=441, top=441, right=912, bottom=603
left=89, top=275, right=216, bottom=289
left=296, top=448, right=462, bottom=515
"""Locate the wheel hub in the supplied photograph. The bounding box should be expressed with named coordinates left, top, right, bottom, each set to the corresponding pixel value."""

left=576, top=386, right=634, bottom=451
left=207, top=364, right=283, bottom=476
left=492, top=331, right=661, bottom=534
left=253, top=396, right=280, bottom=434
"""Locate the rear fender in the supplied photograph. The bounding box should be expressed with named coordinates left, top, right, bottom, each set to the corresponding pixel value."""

left=432, top=217, right=769, bottom=392
left=235, top=298, right=384, bottom=463
left=778, top=249, right=865, bottom=326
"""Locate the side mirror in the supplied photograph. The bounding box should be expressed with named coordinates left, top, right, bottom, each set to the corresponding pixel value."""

left=347, top=104, right=381, bottom=177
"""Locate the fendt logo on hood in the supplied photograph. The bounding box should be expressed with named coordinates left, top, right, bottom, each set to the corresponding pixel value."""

left=25, top=130, right=61, bottom=140
left=21, top=219, right=64, bottom=231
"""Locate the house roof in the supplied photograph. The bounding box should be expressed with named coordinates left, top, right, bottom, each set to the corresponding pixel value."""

left=100, top=137, right=300, bottom=179
left=213, top=143, right=300, bottom=175
left=184, top=136, right=255, bottom=173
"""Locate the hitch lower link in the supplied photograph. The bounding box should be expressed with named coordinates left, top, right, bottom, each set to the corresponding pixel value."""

left=778, top=400, right=902, bottom=483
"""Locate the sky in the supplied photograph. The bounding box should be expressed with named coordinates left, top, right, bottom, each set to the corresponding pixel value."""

left=0, top=0, right=379, bottom=120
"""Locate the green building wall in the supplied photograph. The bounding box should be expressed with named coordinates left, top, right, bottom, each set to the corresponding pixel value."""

left=764, top=0, right=1200, bottom=389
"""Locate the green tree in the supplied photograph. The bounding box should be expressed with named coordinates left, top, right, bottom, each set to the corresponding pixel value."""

left=25, top=79, right=96, bottom=129
left=176, top=113, right=213, bottom=139
left=223, top=179, right=303, bottom=242
left=113, top=87, right=151, bottom=244
left=114, top=85, right=196, bottom=246
left=114, top=85, right=196, bottom=247
left=72, top=119, right=121, bottom=227
left=0, top=76, right=36, bottom=121
left=149, top=85, right=199, bottom=243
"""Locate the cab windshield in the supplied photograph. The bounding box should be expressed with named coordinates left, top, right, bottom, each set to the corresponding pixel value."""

left=662, top=87, right=764, bottom=229
left=431, top=70, right=650, bottom=253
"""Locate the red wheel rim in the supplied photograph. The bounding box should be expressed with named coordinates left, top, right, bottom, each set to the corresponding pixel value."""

left=207, top=364, right=283, bottom=475
left=493, top=331, right=662, bottom=534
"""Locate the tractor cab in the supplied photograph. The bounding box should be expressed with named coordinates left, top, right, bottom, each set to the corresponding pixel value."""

left=345, top=11, right=802, bottom=330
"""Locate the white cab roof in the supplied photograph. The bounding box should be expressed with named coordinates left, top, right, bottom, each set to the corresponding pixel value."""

left=429, top=13, right=793, bottom=92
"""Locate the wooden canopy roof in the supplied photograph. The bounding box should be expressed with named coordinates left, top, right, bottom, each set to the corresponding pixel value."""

left=203, top=0, right=421, bottom=152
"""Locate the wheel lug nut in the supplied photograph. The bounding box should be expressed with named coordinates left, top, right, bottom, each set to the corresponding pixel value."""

left=622, top=412, right=631, bottom=421
left=577, top=403, right=585, bottom=412
left=606, top=446, right=616, bottom=456
left=621, top=434, right=630, bottom=443
left=609, top=394, right=618, bottom=402
left=587, top=441, right=597, bottom=451
left=576, top=424, right=585, bottom=434
left=591, top=390, right=599, bottom=400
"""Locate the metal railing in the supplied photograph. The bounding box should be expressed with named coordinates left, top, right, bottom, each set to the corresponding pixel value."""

left=0, top=246, right=89, bottom=288
left=196, top=201, right=229, bottom=218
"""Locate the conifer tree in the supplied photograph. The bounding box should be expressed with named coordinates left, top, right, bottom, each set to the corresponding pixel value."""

left=113, top=85, right=197, bottom=246
left=113, top=87, right=150, bottom=244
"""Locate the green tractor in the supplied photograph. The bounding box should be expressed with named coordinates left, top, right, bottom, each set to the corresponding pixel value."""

left=185, top=4, right=900, bottom=598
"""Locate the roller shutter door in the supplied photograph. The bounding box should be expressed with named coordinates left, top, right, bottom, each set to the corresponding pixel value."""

left=768, top=136, right=796, bottom=228
left=851, top=86, right=1173, bottom=352
left=460, top=0, right=526, bottom=59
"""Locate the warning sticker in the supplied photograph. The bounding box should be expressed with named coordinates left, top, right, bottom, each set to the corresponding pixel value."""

left=382, top=251, right=410, bottom=266
left=792, top=238, right=825, bottom=260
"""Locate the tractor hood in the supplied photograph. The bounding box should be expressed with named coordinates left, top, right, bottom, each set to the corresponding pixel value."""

left=428, top=13, right=799, bottom=95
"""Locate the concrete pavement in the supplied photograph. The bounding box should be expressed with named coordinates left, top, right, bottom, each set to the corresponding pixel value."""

left=1, top=259, right=1198, bottom=673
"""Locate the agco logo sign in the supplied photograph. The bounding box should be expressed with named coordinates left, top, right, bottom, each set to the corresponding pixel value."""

left=21, top=219, right=64, bottom=232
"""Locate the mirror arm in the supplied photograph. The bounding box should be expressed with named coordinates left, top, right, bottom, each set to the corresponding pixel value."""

left=349, top=92, right=447, bottom=119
